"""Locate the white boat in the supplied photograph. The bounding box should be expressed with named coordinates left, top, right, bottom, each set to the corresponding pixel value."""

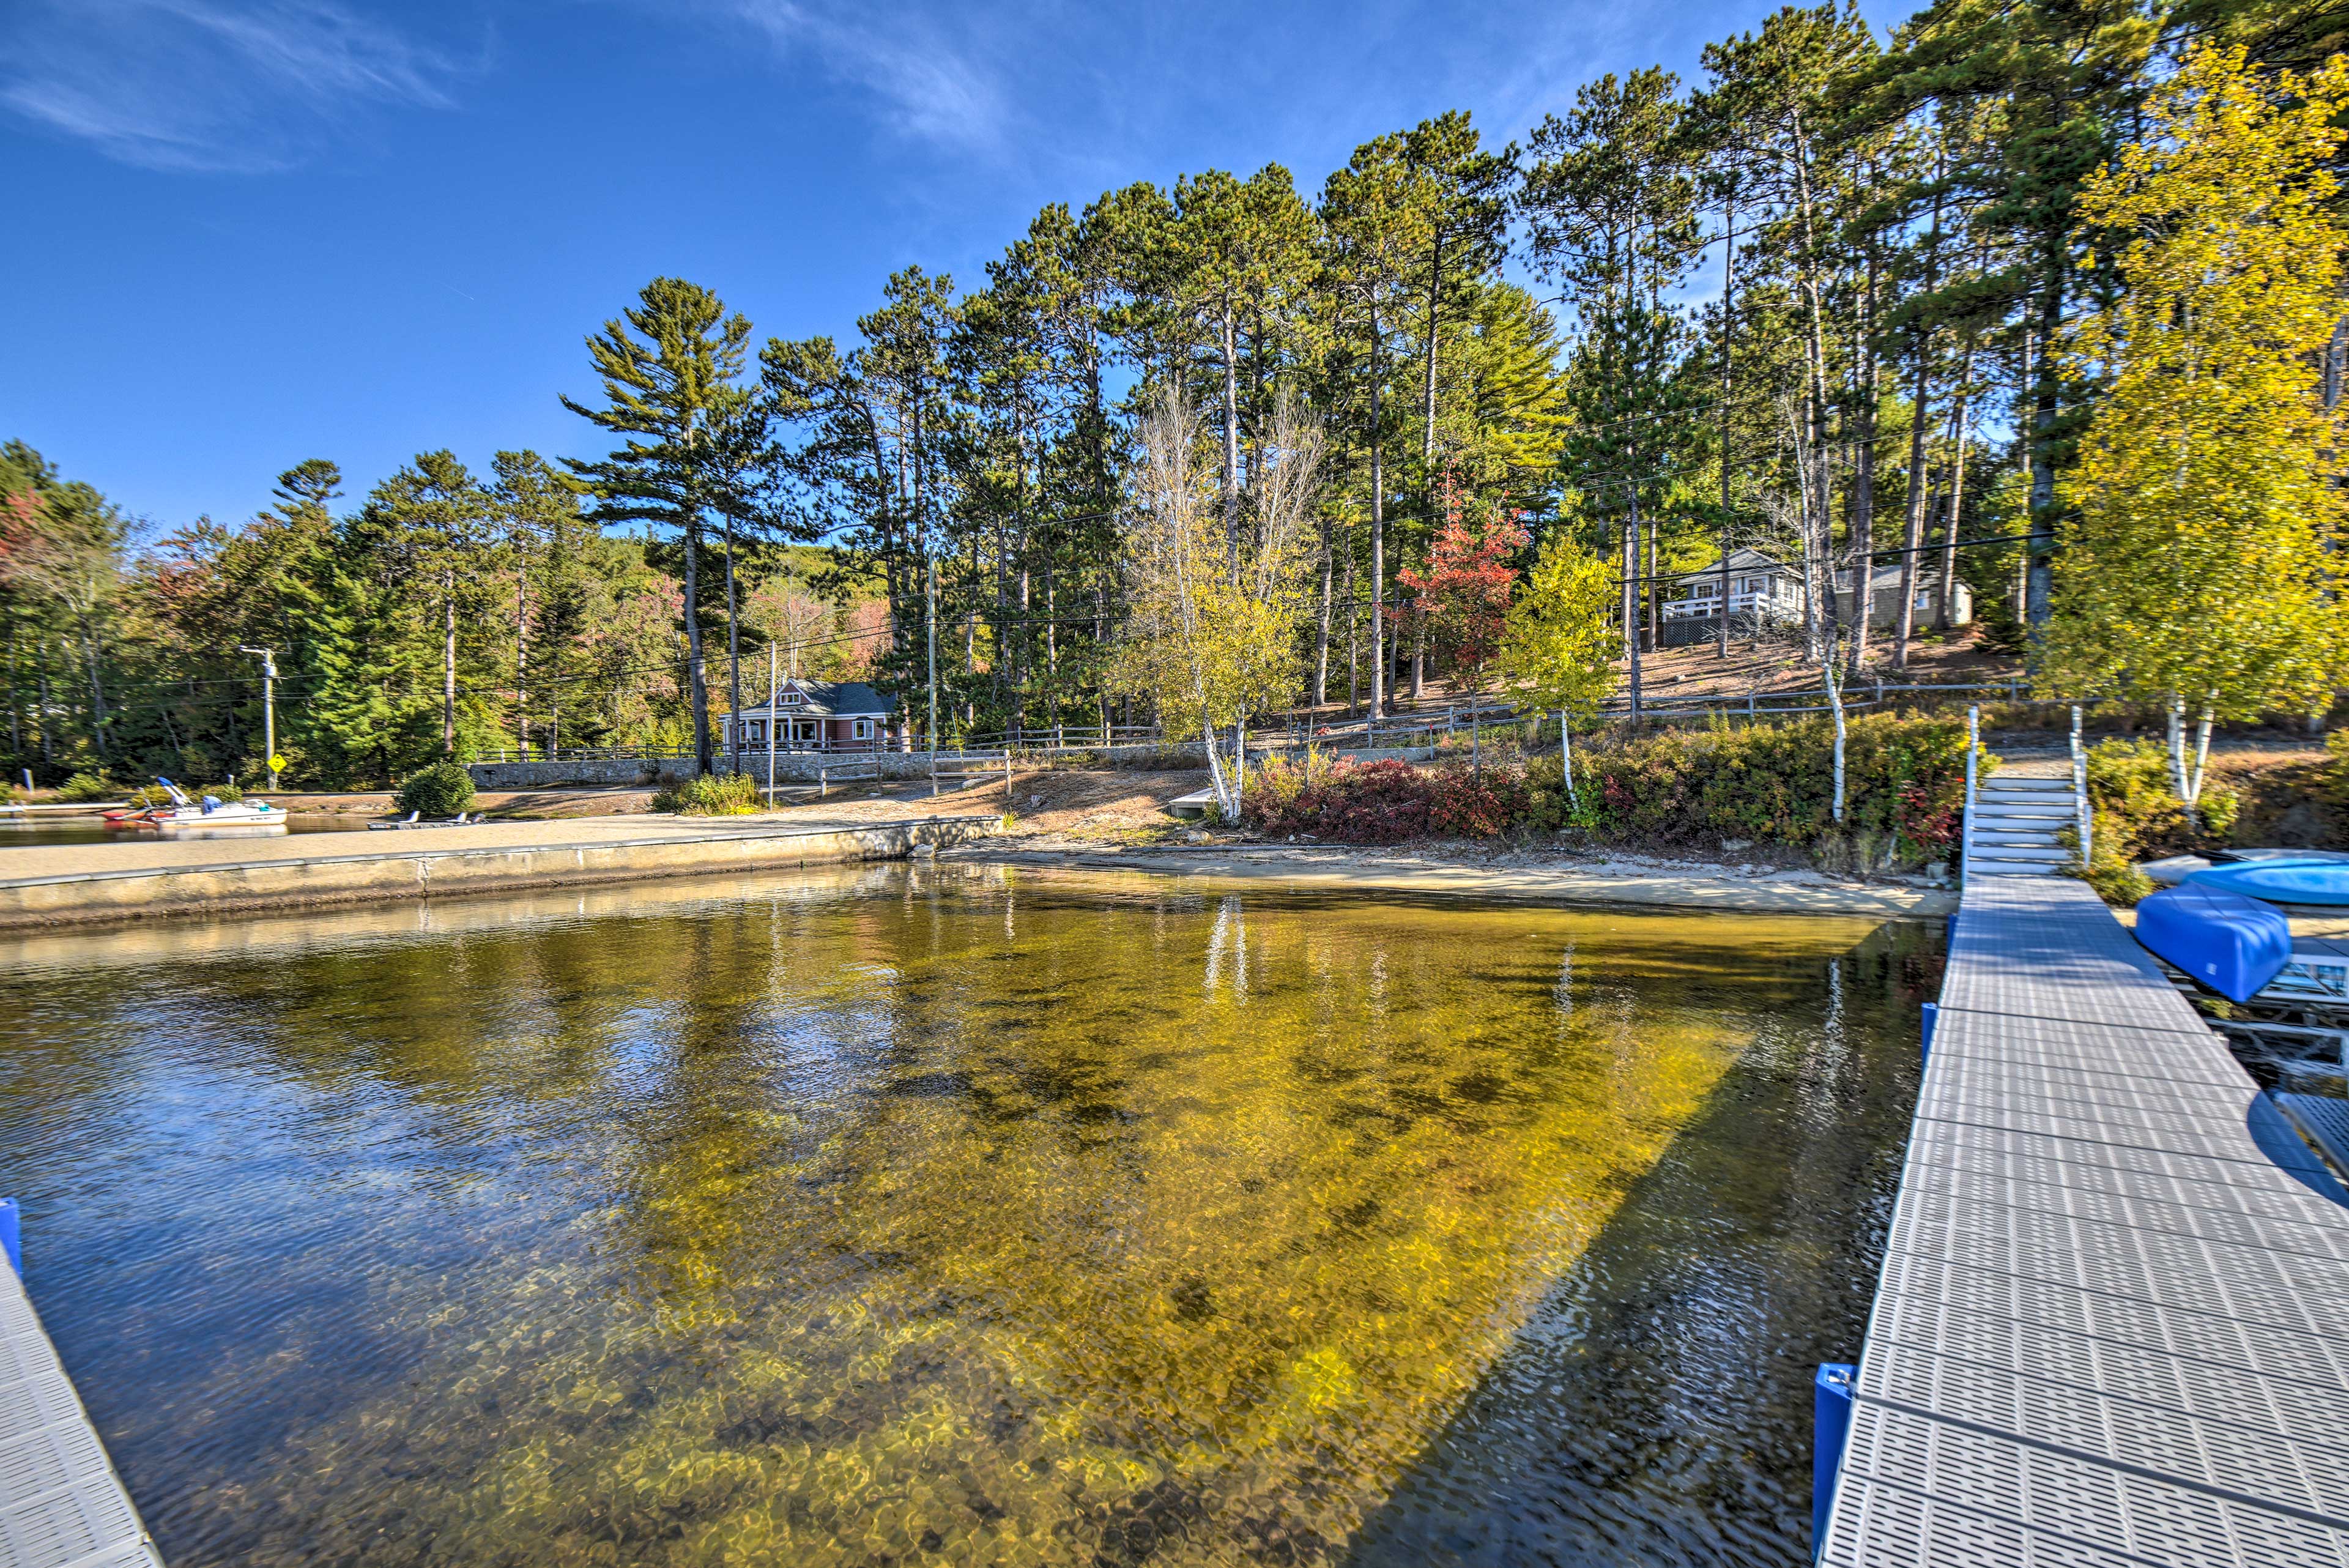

left=143, top=778, right=289, bottom=837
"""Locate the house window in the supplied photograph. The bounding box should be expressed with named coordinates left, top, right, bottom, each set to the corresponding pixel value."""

left=1914, top=592, right=1931, bottom=609
left=853, top=719, right=875, bottom=740
left=744, top=720, right=766, bottom=746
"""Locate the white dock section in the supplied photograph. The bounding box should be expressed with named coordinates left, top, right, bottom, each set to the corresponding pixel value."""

left=0, top=1249, right=162, bottom=1567
left=1822, top=875, right=2349, bottom=1565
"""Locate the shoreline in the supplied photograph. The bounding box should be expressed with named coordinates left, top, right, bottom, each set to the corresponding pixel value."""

left=949, top=843, right=1956, bottom=918
left=0, top=784, right=1962, bottom=929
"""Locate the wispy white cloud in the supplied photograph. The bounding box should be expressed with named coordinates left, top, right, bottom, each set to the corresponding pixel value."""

left=1, top=0, right=467, bottom=173
left=714, top=0, right=1014, bottom=152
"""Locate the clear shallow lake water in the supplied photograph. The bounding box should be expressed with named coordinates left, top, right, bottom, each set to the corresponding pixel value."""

left=0, top=865, right=1930, bottom=1567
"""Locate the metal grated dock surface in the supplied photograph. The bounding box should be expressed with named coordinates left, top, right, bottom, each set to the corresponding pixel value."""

left=0, top=1252, right=161, bottom=1568
left=1822, top=875, right=2349, bottom=1566
left=2279, top=1094, right=2349, bottom=1184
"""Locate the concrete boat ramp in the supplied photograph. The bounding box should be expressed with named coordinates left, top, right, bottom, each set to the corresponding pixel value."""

left=0, top=812, right=998, bottom=931
left=1822, top=874, right=2349, bottom=1564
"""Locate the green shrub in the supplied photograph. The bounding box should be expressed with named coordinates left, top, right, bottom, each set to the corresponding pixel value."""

left=1572, top=713, right=1971, bottom=868
left=395, top=761, right=477, bottom=818
left=652, top=771, right=762, bottom=815
left=2323, top=729, right=2349, bottom=807
left=2081, top=856, right=2156, bottom=907
left=56, top=770, right=114, bottom=803
left=1239, top=713, right=1973, bottom=868
left=2082, top=738, right=2237, bottom=861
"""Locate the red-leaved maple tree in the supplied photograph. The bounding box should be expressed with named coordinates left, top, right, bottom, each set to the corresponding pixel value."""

left=1393, top=474, right=1529, bottom=691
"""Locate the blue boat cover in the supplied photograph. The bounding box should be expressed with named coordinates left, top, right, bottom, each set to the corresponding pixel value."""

left=2135, top=884, right=2293, bottom=1001
left=2183, top=856, right=2349, bottom=906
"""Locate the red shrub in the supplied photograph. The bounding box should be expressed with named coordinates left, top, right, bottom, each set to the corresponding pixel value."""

left=1244, top=759, right=1524, bottom=844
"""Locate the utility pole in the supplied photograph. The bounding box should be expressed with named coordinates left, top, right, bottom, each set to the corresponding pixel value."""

left=239, top=645, right=278, bottom=790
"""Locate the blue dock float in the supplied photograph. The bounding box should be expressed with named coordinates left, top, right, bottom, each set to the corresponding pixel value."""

left=0, top=1202, right=163, bottom=1567
left=1819, top=874, right=2349, bottom=1564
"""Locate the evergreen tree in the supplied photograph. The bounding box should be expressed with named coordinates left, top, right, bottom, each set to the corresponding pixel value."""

left=363, top=450, right=494, bottom=759
left=563, top=278, right=755, bottom=773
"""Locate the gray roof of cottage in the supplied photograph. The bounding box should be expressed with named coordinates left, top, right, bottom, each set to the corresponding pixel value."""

left=719, top=679, right=897, bottom=719
left=1675, top=547, right=1792, bottom=581
left=1839, top=560, right=1965, bottom=591
left=1674, top=549, right=1967, bottom=593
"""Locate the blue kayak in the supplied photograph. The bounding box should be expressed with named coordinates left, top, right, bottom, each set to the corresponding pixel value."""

left=2183, top=856, right=2349, bottom=907
left=2134, top=884, right=2293, bottom=1001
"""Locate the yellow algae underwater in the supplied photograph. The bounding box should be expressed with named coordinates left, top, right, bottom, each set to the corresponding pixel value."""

left=0, top=863, right=1901, bottom=1567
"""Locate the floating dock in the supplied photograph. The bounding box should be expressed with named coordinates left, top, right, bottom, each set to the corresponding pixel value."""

left=1820, top=875, right=2349, bottom=1563
left=0, top=1206, right=164, bottom=1567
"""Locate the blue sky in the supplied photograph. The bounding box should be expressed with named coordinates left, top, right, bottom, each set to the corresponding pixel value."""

left=4, top=0, right=1901, bottom=533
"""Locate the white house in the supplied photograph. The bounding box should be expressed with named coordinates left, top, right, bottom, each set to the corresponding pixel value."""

left=1662, top=548, right=1806, bottom=638
left=714, top=678, right=897, bottom=754
left=1662, top=548, right=1971, bottom=642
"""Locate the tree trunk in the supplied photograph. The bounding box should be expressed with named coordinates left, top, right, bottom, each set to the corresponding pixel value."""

left=1222, top=303, right=1242, bottom=568
left=2025, top=242, right=2064, bottom=637
left=1314, top=524, right=1333, bottom=708
left=442, top=567, right=457, bottom=757
left=1644, top=522, right=1658, bottom=653
left=515, top=556, right=530, bottom=749
left=1935, top=332, right=1979, bottom=630
left=1369, top=299, right=1386, bottom=717
left=1424, top=231, right=1442, bottom=479
left=1847, top=223, right=1882, bottom=676
left=725, top=515, right=741, bottom=774
left=1627, top=506, right=1644, bottom=721
left=1718, top=194, right=1736, bottom=661
left=7, top=625, right=20, bottom=764
left=1894, top=165, right=1947, bottom=668
left=1422, top=223, right=1442, bottom=686
left=83, top=629, right=108, bottom=759
left=1345, top=541, right=1360, bottom=718
left=1792, top=128, right=1841, bottom=660
left=684, top=519, right=710, bottom=775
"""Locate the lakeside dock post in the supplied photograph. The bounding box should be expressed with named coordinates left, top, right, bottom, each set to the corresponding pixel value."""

left=1920, top=1001, right=1937, bottom=1063
left=0, top=1197, right=16, bottom=1275
left=1812, top=1361, right=1854, bottom=1558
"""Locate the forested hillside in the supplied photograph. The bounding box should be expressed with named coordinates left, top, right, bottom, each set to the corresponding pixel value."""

left=7, top=0, right=2344, bottom=788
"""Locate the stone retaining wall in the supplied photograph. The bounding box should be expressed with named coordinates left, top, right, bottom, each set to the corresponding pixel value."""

left=0, top=817, right=999, bottom=930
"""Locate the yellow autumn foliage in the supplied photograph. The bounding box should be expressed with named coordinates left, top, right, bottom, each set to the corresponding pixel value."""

left=2046, top=43, right=2349, bottom=719
left=1494, top=530, right=1623, bottom=726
